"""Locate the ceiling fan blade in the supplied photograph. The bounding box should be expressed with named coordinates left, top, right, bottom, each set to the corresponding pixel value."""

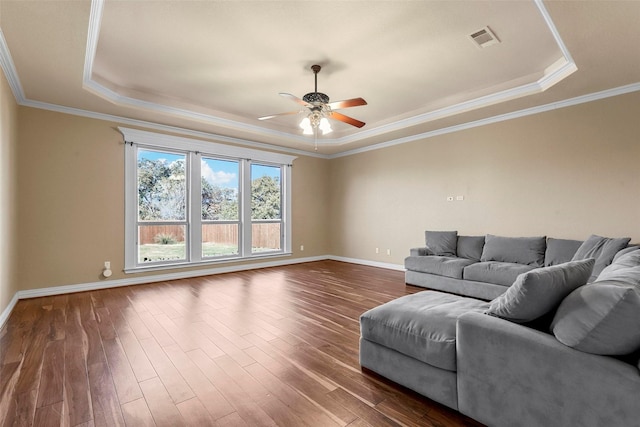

left=258, top=110, right=301, bottom=121
left=330, top=111, right=366, bottom=128
left=327, top=97, right=367, bottom=110
left=279, top=93, right=311, bottom=107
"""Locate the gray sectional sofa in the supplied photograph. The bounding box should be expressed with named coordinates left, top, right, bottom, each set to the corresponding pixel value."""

left=405, top=231, right=632, bottom=300
left=360, top=233, right=640, bottom=427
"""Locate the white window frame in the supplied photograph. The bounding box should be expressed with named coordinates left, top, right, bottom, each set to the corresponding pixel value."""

left=122, top=127, right=296, bottom=273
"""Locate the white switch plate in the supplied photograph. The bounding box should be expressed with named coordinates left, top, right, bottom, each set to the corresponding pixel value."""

left=456, top=195, right=464, bottom=201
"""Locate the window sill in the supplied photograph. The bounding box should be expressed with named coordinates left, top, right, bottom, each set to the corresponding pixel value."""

left=124, top=252, right=292, bottom=274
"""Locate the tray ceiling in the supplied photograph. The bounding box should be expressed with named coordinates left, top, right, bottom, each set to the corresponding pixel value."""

left=1, top=0, right=639, bottom=156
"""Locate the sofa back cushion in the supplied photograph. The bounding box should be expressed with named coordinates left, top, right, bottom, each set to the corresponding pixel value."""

left=571, top=234, right=631, bottom=282
left=544, top=238, right=583, bottom=266
left=457, top=235, right=485, bottom=261
left=425, top=230, right=458, bottom=256
left=486, top=259, right=594, bottom=323
left=480, top=235, right=546, bottom=267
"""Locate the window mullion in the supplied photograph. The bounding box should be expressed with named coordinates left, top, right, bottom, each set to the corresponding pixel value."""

left=241, top=159, right=252, bottom=257
left=283, top=164, right=292, bottom=253
left=124, top=143, right=137, bottom=270
left=190, top=152, right=202, bottom=263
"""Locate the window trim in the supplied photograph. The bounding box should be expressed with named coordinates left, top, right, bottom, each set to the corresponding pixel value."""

left=121, top=127, right=296, bottom=273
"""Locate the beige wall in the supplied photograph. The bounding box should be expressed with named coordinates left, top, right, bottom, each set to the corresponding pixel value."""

left=329, top=92, right=640, bottom=265
left=16, top=108, right=329, bottom=292
left=0, top=68, right=19, bottom=315
left=8, top=90, right=640, bottom=295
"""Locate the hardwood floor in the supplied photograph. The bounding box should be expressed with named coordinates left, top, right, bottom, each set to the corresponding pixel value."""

left=0, top=261, right=482, bottom=427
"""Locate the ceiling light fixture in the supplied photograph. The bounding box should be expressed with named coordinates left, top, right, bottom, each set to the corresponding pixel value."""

left=299, top=109, right=333, bottom=136
left=259, top=64, right=366, bottom=144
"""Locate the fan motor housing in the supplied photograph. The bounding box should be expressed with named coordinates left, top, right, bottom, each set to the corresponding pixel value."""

left=303, top=92, right=330, bottom=104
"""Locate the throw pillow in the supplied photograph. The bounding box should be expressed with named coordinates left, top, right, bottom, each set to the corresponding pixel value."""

left=552, top=281, right=640, bottom=355
left=571, top=234, right=631, bottom=282
left=613, top=246, right=640, bottom=263
left=425, top=231, right=457, bottom=257
left=486, top=258, right=594, bottom=323
left=456, top=235, right=485, bottom=261
left=544, top=237, right=583, bottom=266
left=596, top=248, right=640, bottom=286
left=480, top=235, right=546, bottom=267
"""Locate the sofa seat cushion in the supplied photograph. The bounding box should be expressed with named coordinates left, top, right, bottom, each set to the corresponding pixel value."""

left=360, top=291, right=489, bottom=371
left=404, top=256, right=476, bottom=279
left=463, top=261, right=535, bottom=287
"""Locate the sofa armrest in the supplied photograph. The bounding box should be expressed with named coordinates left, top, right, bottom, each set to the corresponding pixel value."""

left=456, top=312, right=640, bottom=427
left=409, top=247, right=433, bottom=256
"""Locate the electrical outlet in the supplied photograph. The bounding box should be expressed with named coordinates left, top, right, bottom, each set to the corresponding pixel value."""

left=456, top=195, right=464, bottom=201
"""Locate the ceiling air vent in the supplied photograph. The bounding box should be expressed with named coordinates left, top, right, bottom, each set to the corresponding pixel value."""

left=469, top=26, right=500, bottom=48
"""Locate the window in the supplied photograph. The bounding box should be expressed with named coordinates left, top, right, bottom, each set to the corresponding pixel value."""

left=201, top=157, right=240, bottom=258
left=137, top=149, right=188, bottom=264
left=122, top=128, right=295, bottom=272
left=251, top=164, right=282, bottom=253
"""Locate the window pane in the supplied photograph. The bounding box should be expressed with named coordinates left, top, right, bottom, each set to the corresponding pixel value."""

left=201, top=158, right=239, bottom=220
left=138, top=225, right=186, bottom=263
left=252, top=223, right=281, bottom=253
left=202, top=223, right=239, bottom=257
left=138, top=150, right=186, bottom=221
left=251, top=164, right=281, bottom=220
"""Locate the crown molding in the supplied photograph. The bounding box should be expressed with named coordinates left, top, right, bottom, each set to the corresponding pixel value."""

left=329, top=82, right=640, bottom=159
left=82, top=0, right=576, bottom=148
left=3, top=25, right=638, bottom=162
left=1, top=2, right=637, bottom=160
left=0, top=28, right=25, bottom=103
left=20, top=97, right=327, bottom=158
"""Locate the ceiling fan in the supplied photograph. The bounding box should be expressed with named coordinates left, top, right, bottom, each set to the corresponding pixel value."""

left=259, top=64, right=367, bottom=135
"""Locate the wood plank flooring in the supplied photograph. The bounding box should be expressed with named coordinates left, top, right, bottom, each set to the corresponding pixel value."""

left=0, top=260, right=483, bottom=427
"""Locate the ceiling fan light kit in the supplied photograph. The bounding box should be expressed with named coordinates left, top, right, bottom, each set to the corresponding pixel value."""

left=259, top=64, right=367, bottom=138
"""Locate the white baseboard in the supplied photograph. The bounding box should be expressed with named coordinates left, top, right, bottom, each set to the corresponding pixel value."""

left=0, top=292, right=19, bottom=330
left=0, top=254, right=404, bottom=329
left=327, top=255, right=406, bottom=272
